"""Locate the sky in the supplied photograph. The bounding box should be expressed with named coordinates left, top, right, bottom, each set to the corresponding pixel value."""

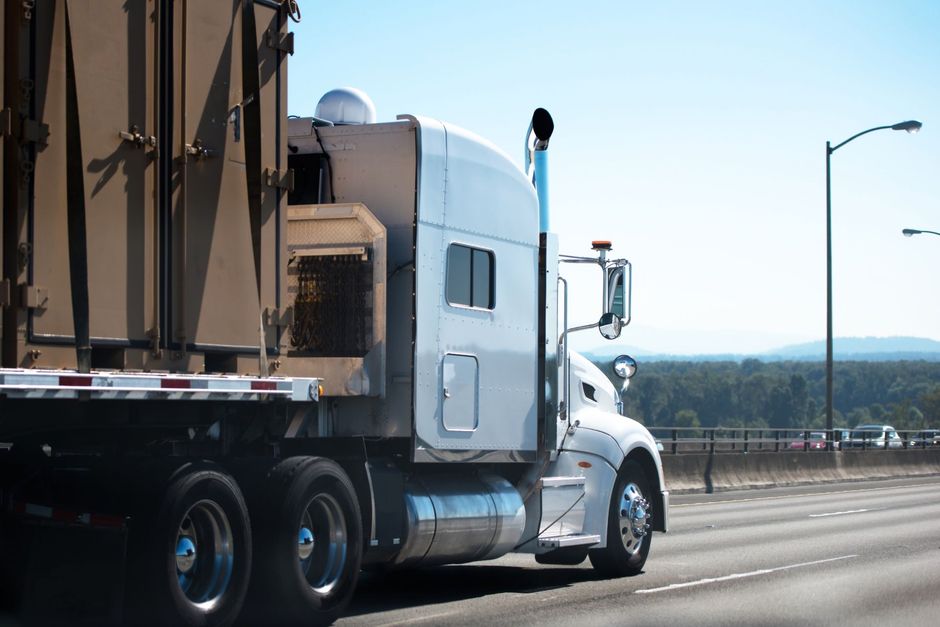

left=288, top=0, right=940, bottom=355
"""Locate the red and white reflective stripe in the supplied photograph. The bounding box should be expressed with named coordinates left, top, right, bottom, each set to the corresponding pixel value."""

left=59, top=375, right=93, bottom=387
left=13, top=501, right=126, bottom=529
left=161, top=378, right=191, bottom=389
left=0, top=369, right=320, bottom=402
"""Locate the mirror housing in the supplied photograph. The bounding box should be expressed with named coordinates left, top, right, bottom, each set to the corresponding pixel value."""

left=598, top=312, right=622, bottom=340
left=606, top=262, right=631, bottom=325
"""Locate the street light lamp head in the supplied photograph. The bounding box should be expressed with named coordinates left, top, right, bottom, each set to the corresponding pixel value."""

left=902, top=227, right=940, bottom=238
left=891, top=120, right=923, bottom=133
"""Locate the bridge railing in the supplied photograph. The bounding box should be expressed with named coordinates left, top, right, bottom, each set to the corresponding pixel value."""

left=647, top=427, right=940, bottom=454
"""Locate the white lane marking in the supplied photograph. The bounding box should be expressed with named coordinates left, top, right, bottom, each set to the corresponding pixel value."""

left=634, top=554, right=858, bottom=594
left=672, top=481, right=940, bottom=508
left=808, top=507, right=885, bottom=518
left=375, top=611, right=459, bottom=627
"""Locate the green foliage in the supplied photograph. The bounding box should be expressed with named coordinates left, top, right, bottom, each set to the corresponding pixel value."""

left=617, top=360, right=940, bottom=431
left=673, top=409, right=701, bottom=429
left=920, top=386, right=940, bottom=424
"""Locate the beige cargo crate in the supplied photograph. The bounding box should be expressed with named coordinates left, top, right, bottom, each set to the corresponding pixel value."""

left=2, top=0, right=296, bottom=375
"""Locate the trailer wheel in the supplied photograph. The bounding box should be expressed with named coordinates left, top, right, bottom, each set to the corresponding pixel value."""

left=127, top=465, right=251, bottom=627
left=588, top=459, right=652, bottom=577
left=243, top=456, right=362, bottom=626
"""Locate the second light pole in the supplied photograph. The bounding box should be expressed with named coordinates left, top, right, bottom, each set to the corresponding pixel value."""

left=825, top=120, right=922, bottom=443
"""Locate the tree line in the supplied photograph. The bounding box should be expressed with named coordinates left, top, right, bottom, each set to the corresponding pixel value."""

left=617, top=359, right=940, bottom=432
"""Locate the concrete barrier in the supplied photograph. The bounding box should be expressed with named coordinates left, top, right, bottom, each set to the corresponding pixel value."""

left=662, top=449, right=940, bottom=494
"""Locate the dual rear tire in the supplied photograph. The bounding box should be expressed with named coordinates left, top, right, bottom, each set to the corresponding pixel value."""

left=126, top=464, right=252, bottom=626
left=127, top=457, right=361, bottom=626
left=241, top=456, right=363, bottom=626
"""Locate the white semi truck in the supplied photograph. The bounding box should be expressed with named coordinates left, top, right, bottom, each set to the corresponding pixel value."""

left=0, top=3, right=667, bottom=625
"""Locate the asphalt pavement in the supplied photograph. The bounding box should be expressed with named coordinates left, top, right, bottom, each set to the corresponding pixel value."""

left=338, top=476, right=940, bottom=626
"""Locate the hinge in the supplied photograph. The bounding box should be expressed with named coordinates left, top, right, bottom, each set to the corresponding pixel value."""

left=0, top=108, right=12, bottom=137
left=266, top=29, right=294, bottom=55
left=0, top=280, right=11, bottom=308
left=264, top=168, right=294, bottom=192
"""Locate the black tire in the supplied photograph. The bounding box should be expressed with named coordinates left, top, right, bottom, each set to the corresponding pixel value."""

left=588, top=459, right=652, bottom=577
left=125, top=463, right=252, bottom=627
left=241, top=456, right=363, bottom=626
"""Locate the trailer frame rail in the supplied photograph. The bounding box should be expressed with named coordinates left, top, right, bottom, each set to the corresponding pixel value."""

left=0, top=369, right=320, bottom=402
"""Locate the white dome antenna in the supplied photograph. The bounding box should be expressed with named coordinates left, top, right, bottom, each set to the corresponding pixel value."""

left=315, top=87, right=376, bottom=125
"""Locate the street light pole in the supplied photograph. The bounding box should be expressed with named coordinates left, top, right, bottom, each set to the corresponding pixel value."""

left=825, top=120, right=921, bottom=445
left=825, top=141, right=833, bottom=441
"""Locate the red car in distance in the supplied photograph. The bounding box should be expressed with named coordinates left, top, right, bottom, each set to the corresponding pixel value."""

left=788, top=431, right=828, bottom=450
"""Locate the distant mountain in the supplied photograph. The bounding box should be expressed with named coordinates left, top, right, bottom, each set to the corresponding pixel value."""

left=580, top=336, right=940, bottom=364
left=766, top=336, right=940, bottom=360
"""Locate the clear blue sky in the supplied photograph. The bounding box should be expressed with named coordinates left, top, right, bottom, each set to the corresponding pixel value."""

left=289, top=1, right=940, bottom=355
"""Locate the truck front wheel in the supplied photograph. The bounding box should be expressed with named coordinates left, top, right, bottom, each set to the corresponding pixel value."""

left=588, top=459, right=652, bottom=577
left=242, top=456, right=363, bottom=625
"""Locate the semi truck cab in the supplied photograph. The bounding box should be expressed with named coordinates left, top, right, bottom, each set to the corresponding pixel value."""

left=283, top=92, right=668, bottom=563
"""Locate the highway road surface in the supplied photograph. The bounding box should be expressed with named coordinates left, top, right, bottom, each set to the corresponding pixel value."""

left=338, top=476, right=940, bottom=626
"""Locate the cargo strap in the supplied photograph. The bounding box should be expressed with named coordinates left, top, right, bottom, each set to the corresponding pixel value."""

left=241, top=0, right=269, bottom=375
left=64, top=3, right=92, bottom=373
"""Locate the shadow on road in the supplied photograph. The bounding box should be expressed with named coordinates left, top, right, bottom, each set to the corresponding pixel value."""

left=345, top=563, right=609, bottom=617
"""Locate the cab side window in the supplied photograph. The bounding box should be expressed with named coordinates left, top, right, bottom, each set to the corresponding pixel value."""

left=446, top=244, right=494, bottom=309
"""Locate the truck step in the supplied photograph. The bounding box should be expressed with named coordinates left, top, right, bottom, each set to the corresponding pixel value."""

left=538, top=533, right=601, bottom=549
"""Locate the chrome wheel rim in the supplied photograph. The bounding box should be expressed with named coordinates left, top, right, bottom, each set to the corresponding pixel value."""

left=298, top=493, right=348, bottom=595
left=175, top=500, right=234, bottom=610
left=618, top=482, right=650, bottom=556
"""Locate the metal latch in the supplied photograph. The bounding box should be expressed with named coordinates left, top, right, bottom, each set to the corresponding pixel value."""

left=20, top=284, right=48, bottom=310
left=264, top=168, right=294, bottom=191
left=184, top=139, right=213, bottom=160
left=119, top=125, right=157, bottom=150
left=266, top=29, right=294, bottom=55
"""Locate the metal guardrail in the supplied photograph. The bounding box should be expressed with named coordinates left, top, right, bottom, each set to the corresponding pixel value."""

left=648, top=427, right=940, bottom=454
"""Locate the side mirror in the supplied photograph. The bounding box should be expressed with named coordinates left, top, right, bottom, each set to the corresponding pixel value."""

left=598, top=312, right=622, bottom=340
left=606, top=263, right=631, bottom=323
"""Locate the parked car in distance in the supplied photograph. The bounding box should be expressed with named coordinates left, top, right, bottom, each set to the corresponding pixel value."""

left=789, top=431, right=828, bottom=450
left=908, top=428, right=940, bottom=447
left=842, top=424, right=903, bottom=449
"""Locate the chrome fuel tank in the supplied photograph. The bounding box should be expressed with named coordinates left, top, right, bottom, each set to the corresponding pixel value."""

left=393, top=473, right=526, bottom=568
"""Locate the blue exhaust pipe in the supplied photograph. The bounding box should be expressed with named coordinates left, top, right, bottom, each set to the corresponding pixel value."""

left=527, top=108, right=555, bottom=233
